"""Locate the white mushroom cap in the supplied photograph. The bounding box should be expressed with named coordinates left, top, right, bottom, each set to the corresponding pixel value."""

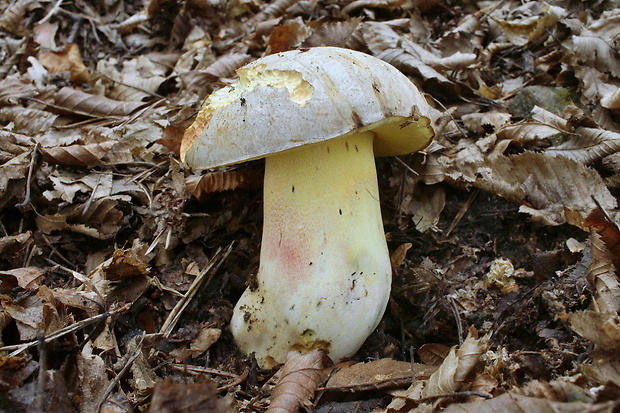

left=181, top=47, right=434, bottom=168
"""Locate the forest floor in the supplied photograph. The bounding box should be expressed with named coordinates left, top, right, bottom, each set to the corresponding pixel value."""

left=1, top=0, right=620, bottom=412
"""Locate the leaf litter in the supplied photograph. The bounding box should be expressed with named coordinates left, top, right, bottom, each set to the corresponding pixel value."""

left=1, top=0, right=620, bottom=411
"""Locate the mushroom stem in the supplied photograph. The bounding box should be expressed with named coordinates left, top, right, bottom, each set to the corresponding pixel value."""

left=230, top=131, right=392, bottom=367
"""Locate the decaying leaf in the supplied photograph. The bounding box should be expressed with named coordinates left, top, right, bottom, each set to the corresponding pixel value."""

left=267, top=350, right=325, bottom=413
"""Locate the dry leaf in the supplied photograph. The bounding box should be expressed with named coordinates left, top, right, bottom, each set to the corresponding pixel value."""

left=267, top=17, right=311, bottom=54
left=0, top=267, right=44, bottom=289
left=38, top=44, right=90, bottom=84
left=149, top=377, right=233, bottom=413
left=303, top=18, right=362, bottom=48
left=326, top=358, right=436, bottom=392
left=546, top=127, right=620, bottom=164
left=3, top=286, right=67, bottom=341
left=53, top=87, right=145, bottom=118
left=0, top=0, right=40, bottom=33
left=441, top=392, right=615, bottom=413
left=418, top=343, right=450, bottom=366
left=493, top=2, right=566, bottom=46
left=587, top=230, right=620, bottom=313
left=421, top=328, right=488, bottom=398
left=566, top=311, right=620, bottom=350
left=267, top=350, right=325, bottom=413
left=185, top=169, right=263, bottom=199
left=446, top=150, right=617, bottom=228
left=341, top=0, right=407, bottom=15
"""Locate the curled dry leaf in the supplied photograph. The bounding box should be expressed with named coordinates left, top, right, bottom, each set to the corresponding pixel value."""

left=547, top=127, right=620, bottom=164
left=0, top=267, right=44, bottom=289
left=53, top=87, right=145, bottom=118
left=587, top=230, right=620, bottom=313
left=267, top=350, right=325, bottom=413
left=418, top=343, right=451, bottom=366
left=3, top=285, right=66, bottom=341
left=421, top=328, right=488, bottom=398
left=40, top=141, right=117, bottom=166
left=202, top=53, right=253, bottom=80
left=185, top=169, right=263, bottom=199
left=0, top=107, right=57, bottom=136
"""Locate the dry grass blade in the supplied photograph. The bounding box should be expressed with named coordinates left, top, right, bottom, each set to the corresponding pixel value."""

left=267, top=350, right=325, bottom=413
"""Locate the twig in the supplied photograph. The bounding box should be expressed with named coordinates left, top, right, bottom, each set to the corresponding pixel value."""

left=15, top=143, right=39, bottom=210
left=35, top=333, right=47, bottom=413
left=37, top=0, right=65, bottom=24
left=168, top=363, right=240, bottom=378
left=159, top=242, right=234, bottom=336
left=444, top=188, right=479, bottom=238
left=1, top=306, right=127, bottom=356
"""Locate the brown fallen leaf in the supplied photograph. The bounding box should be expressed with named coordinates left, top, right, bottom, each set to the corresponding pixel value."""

left=0, top=267, right=44, bottom=289
left=418, top=343, right=451, bottom=366
left=267, top=18, right=311, bottom=54
left=422, top=328, right=488, bottom=398
left=38, top=44, right=90, bottom=84
left=441, top=392, right=615, bottom=413
left=267, top=350, right=326, bottom=413
left=53, top=87, right=145, bottom=118
left=185, top=169, right=263, bottom=199
left=149, top=377, right=233, bottom=413
left=587, top=230, right=620, bottom=313
left=0, top=0, right=40, bottom=34
left=325, top=358, right=436, bottom=393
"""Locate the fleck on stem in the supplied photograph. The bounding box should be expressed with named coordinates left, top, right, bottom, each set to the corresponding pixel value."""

left=230, top=132, right=392, bottom=367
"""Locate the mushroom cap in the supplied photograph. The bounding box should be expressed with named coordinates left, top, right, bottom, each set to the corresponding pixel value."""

left=181, top=47, right=434, bottom=169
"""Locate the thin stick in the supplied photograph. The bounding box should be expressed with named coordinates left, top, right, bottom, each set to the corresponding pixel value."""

left=15, top=143, right=39, bottom=210
left=1, top=306, right=127, bottom=356
left=96, top=333, right=145, bottom=412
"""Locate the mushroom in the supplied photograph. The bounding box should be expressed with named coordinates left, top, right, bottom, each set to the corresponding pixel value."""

left=181, top=47, right=434, bottom=368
